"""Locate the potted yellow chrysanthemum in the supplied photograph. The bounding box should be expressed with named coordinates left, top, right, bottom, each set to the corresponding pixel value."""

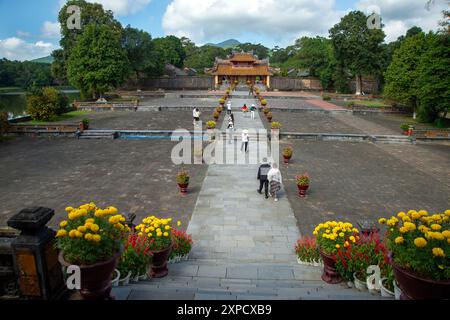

left=135, top=216, right=182, bottom=278
left=378, top=209, right=450, bottom=300
left=55, top=203, right=130, bottom=300
left=313, top=221, right=360, bottom=284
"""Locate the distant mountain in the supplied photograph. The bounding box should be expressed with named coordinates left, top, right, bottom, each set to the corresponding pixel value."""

left=30, top=56, right=54, bottom=64
left=205, top=39, right=241, bottom=49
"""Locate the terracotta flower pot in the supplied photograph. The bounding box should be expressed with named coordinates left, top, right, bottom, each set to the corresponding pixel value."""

left=392, top=260, right=450, bottom=300
left=297, top=184, right=309, bottom=197
left=319, top=250, right=342, bottom=284
left=178, top=183, right=189, bottom=194
left=283, top=155, right=292, bottom=164
left=149, top=242, right=173, bottom=278
left=59, top=250, right=121, bottom=300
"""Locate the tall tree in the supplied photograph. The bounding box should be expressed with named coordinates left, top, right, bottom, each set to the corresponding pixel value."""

left=67, top=24, right=128, bottom=99
left=416, top=32, right=450, bottom=123
left=329, top=11, right=386, bottom=95
left=122, top=25, right=163, bottom=80
left=383, top=33, right=428, bottom=119
left=52, top=0, right=122, bottom=84
left=153, top=36, right=186, bottom=68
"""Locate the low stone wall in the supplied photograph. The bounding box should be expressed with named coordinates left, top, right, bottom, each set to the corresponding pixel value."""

left=127, top=76, right=215, bottom=90
left=7, top=123, right=80, bottom=137
left=74, top=101, right=138, bottom=111
left=271, top=77, right=379, bottom=94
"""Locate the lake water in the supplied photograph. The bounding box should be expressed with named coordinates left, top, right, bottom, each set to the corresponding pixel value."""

left=0, top=91, right=81, bottom=119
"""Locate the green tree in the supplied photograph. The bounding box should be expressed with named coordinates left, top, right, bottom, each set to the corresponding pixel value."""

left=26, top=87, right=68, bottom=121
left=416, top=32, right=450, bottom=123
left=67, top=24, right=129, bottom=99
left=184, top=45, right=229, bottom=73
left=122, top=25, right=163, bottom=80
left=329, top=11, right=386, bottom=95
left=153, top=36, right=186, bottom=68
left=52, top=0, right=122, bottom=84
left=236, top=43, right=269, bottom=59
left=384, top=33, right=428, bottom=118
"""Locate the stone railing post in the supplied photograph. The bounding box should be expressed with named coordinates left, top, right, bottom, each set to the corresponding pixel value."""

left=7, top=207, right=65, bottom=300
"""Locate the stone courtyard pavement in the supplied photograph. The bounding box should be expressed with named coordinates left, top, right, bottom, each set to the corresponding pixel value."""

left=112, top=95, right=383, bottom=300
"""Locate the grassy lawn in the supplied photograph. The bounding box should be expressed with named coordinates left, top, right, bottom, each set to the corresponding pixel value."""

left=346, top=100, right=390, bottom=107
left=19, top=110, right=92, bottom=125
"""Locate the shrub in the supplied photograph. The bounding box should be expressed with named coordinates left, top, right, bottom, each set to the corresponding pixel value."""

left=271, top=121, right=281, bottom=129
left=55, top=203, right=130, bottom=265
left=400, top=123, right=410, bottom=131
left=118, top=233, right=153, bottom=277
left=206, top=120, right=216, bottom=129
left=82, top=118, right=90, bottom=126
left=295, top=236, right=321, bottom=264
left=26, top=87, right=68, bottom=121
left=378, top=209, right=450, bottom=280
left=170, top=229, right=193, bottom=259
left=261, top=99, right=268, bottom=106
left=347, top=101, right=355, bottom=108
left=322, top=94, right=331, bottom=101
left=213, top=111, right=220, bottom=119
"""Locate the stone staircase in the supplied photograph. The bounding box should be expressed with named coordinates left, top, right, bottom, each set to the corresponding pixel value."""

left=112, top=260, right=385, bottom=300
left=372, top=135, right=415, bottom=145
left=79, top=130, right=118, bottom=140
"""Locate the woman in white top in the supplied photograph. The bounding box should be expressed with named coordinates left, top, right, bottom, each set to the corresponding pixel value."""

left=267, top=163, right=282, bottom=201
left=241, top=129, right=249, bottom=153
left=193, top=108, right=201, bottom=125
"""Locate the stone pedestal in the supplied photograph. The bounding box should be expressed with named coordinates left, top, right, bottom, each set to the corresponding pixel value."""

left=7, top=207, right=65, bottom=300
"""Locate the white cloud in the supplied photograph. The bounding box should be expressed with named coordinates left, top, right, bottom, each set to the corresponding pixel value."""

left=356, top=0, right=449, bottom=42
left=162, top=0, right=347, bottom=47
left=41, top=21, right=61, bottom=39
left=0, top=37, right=57, bottom=61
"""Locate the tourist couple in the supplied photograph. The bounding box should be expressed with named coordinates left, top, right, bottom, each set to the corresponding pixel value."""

left=257, top=158, right=282, bottom=202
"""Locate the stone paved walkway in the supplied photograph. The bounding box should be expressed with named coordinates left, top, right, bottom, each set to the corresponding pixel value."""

left=112, top=93, right=384, bottom=300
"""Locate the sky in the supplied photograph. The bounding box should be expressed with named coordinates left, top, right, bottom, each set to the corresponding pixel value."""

left=0, top=0, right=448, bottom=61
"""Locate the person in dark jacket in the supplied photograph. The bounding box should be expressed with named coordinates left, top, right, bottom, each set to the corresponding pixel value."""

left=257, top=158, right=271, bottom=199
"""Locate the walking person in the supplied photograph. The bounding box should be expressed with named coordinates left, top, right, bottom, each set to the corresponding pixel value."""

left=267, top=163, right=283, bottom=202
left=193, top=108, right=201, bottom=126
left=227, top=101, right=232, bottom=115
left=250, top=104, right=256, bottom=120
left=227, top=118, right=234, bottom=144
left=257, top=158, right=271, bottom=199
left=241, top=129, right=249, bottom=153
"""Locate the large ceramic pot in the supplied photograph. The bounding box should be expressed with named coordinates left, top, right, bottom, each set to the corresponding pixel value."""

left=59, top=250, right=121, bottom=300
left=283, top=155, right=292, bottom=164
left=178, top=183, right=189, bottom=194
left=392, top=260, right=450, bottom=300
left=297, top=185, right=309, bottom=197
left=319, top=250, right=342, bottom=284
left=149, top=242, right=174, bottom=278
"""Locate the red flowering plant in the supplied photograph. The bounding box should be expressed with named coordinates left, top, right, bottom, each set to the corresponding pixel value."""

left=335, top=232, right=388, bottom=282
left=295, top=236, right=321, bottom=264
left=170, top=229, right=193, bottom=259
left=118, top=233, right=153, bottom=277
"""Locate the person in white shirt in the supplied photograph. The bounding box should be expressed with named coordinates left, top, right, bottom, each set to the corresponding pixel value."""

left=227, top=101, right=232, bottom=115
left=193, top=108, right=201, bottom=125
left=241, top=129, right=249, bottom=153
left=227, top=119, right=234, bottom=144
left=267, top=163, right=283, bottom=202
